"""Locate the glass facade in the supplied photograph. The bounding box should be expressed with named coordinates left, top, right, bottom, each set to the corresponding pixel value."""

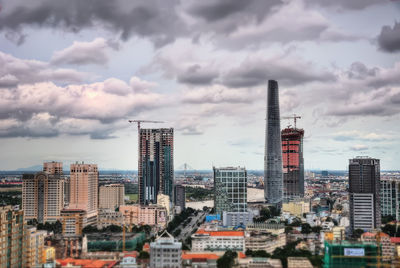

left=214, top=167, right=247, bottom=217
left=264, top=80, right=283, bottom=206
left=380, top=177, right=400, bottom=220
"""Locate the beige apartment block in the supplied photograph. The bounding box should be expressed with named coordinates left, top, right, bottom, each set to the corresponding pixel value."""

left=120, top=205, right=167, bottom=227
left=22, top=163, right=65, bottom=223
left=69, top=162, right=98, bottom=222
left=99, top=184, right=125, bottom=210
left=25, top=226, right=47, bottom=268
left=43, top=161, right=63, bottom=175
left=0, top=206, right=25, bottom=268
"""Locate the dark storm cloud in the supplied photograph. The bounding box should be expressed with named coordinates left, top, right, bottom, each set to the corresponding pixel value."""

left=377, top=22, right=400, bottom=53
left=222, top=58, right=336, bottom=88
left=306, top=0, right=383, bottom=10
left=346, top=62, right=379, bottom=79
left=185, top=0, right=282, bottom=34
left=177, top=65, right=219, bottom=85
left=0, top=0, right=185, bottom=47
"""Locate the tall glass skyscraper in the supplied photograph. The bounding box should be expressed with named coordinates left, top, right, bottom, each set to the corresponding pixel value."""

left=214, top=167, right=247, bottom=217
left=264, top=80, right=283, bottom=206
left=139, top=128, right=174, bottom=205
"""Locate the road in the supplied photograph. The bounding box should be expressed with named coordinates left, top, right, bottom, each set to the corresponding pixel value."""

left=176, top=210, right=206, bottom=241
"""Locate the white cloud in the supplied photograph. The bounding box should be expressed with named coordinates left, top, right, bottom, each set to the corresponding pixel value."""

left=51, top=38, right=120, bottom=65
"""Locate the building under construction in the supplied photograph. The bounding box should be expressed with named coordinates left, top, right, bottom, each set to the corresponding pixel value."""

left=139, top=128, right=174, bottom=205
left=281, top=127, right=305, bottom=201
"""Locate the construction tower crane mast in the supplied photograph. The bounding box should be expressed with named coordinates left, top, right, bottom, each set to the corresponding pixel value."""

left=281, top=114, right=301, bottom=129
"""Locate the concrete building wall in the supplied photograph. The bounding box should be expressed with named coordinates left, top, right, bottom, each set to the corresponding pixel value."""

left=0, top=206, right=25, bottom=268
left=99, top=184, right=125, bottom=210
left=22, top=171, right=64, bottom=223
left=69, top=163, right=98, bottom=219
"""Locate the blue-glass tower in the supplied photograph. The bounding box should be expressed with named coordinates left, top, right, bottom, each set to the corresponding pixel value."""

left=264, top=80, right=283, bottom=206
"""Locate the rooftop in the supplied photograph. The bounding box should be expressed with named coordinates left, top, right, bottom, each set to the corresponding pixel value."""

left=195, top=229, right=244, bottom=237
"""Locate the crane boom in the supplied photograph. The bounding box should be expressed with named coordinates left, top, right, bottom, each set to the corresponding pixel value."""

left=281, top=114, right=301, bottom=129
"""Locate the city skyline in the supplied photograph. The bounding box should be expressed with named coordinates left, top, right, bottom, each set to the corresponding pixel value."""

left=0, top=1, right=400, bottom=171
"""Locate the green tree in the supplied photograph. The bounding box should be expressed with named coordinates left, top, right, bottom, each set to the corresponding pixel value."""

left=217, top=250, right=237, bottom=268
left=301, top=223, right=312, bottom=234
left=138, top=251, right=149, bottom=259
left=311, top=226, right=322, bottom=233
left=352, top=229, right=365, bottom=239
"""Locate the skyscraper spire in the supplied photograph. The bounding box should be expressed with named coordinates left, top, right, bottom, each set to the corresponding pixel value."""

left=264, top=80, right=283, bottom=206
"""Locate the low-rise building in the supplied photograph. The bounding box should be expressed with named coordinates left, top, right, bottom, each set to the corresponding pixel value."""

left=238, top=257, right=282, bottom=268
left=246, top=221, right=285, bottom=235
left=222, top=211, right=253, bottom=227
left=182, top=253, right=219, bottom=267
left=97, top=209, right=124, bottom=229
left=287, top=257, right=313, bottom=268
left=245, top=232, right=286, bottom=253
left=150, top=231, right=181, bottom=268
left=120, top=205, right=167, bottom=227
left=361, top=232, right=394, bottom=262
left=282, top=199, right=310, bottom=217
left=191, top=230, right=245, bottom=252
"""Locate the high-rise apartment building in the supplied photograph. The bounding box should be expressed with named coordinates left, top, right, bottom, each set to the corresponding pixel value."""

left=380, top=177, right=400, bottom=221
left=282, top=127, right=305, bottom=201
left=139, top=128, right=174, bottom=205
left=0, top=206, right=25, bottom=268
left=25, top=226, right=47, bottom=268
left=99, top=184, right=125, bottom=210
left=264, top=80, right=283, bottom=206
left=69, top=162, right=98, bottom=223
left=22, top=162, right=65, bottom=223
left=150, top=231, right=181, bottom=268
left=214, top=167, right=247, bottom=217
left=349, top=157, right=381, bottom=232
left=43, top=161, right=63, bottom=175
left=174, top=185, right=185, bottom=211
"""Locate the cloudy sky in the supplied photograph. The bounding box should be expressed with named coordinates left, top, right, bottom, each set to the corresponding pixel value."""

left=0, top=0, right=399, bottom=171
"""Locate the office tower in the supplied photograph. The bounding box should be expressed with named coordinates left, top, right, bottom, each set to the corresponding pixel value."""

left=214, top=167, right=247, bottom=217
left=99, top=184, right=125, bottom=210
left=380, top=177, right=400, bottom=221
left=0, top=206, right=24, bottom=268
left=69, top=162, right=98, bottom=223
left=264, top=80, right=283, bottom=206
left=139, top=128, right=174, bottom=205
left=174, top=185, right=185, bottom=211
left=150, top=231, right=181, bottom=268
left=282, top=127, right=305, bottom=201
left=22, top=162, right=65, bottom=223
left=25, top=226, right=47, bottom=268
left=349, top=157, right=381, bottom=232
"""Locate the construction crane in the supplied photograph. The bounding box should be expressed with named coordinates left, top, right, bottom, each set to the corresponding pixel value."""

left=128, top=120, right=164, bottom=132
left=281, top=114, right=301, bottom=129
